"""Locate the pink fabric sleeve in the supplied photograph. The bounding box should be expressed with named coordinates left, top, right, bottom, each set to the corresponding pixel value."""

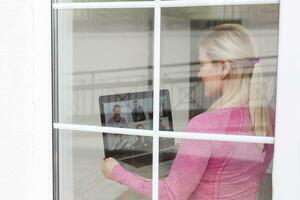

left=111, top=122, right=212, bottom=200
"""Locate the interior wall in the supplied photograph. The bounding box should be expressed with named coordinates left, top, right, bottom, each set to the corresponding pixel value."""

left=0, top=0, right=52, bottom=200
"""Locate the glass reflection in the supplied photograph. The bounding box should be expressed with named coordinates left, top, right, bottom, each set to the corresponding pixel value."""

left=160, top=5, right=279, bottom=133
left=58, top=130, right=152, bottom=200
left=57, top=9, right=154, bottom=125
left=101, top=137, right=273, bottom=200
left=158, top=139, right=274, bottom=200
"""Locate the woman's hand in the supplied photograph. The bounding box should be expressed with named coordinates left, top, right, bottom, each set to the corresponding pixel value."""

left=101, top=157, right=120, bottom=179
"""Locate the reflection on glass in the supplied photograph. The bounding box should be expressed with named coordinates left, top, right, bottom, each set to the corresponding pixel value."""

left=158, top=139, right=273, bottom=200
left=160, top=5, right=279, bottom=133
left=58, top=130, right=153, bottom=200
left=99, top=90, right=172, bottom=130
left=57, top=9, right=154, bottom=125
left=104, top=137, right=273, bottom=200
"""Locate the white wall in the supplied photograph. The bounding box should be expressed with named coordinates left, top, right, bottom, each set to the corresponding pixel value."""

left=0, top=0, right=52, bottom=200
left=273, top=1, right=300, bottom=199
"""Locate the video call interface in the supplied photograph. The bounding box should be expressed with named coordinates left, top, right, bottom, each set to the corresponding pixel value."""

left=99, top=90, right=175, bottom=164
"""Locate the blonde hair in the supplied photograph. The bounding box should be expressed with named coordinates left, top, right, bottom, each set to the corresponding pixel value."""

left=200, top=24, right=272, bottom=141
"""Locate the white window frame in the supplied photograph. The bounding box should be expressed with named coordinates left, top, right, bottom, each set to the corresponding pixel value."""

left=49, top=0, right=300, bottom=200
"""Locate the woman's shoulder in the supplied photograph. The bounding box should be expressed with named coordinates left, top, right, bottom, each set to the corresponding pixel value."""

left=186, top=106, right=250, bottom=133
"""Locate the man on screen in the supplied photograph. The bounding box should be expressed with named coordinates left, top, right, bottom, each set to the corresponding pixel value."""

left=107, top=104, right=129, bottom=150
left=107, top=104, right=128, bottom=128
left=131, top=99, right=146, bottom=122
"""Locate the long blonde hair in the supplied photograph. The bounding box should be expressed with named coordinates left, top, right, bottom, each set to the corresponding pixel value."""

left=200, top=24, right=272, bottom=139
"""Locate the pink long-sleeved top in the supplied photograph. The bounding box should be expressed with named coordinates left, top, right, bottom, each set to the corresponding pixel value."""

left=111, top=106, right=275, bottom=200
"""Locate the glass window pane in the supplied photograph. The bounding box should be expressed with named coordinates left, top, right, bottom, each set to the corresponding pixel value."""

left=160, top=5, right=279, bottom=137
left=58, top=130, right=153, bottom=200
left=99, top=137, right=274, bottom=200
left=56, top=9, right=154, bottom=127
left=158, top=139, right=274, bottom=200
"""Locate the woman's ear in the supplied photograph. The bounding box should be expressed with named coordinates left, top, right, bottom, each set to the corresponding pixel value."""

left=220, top=59, right=231, bottom=79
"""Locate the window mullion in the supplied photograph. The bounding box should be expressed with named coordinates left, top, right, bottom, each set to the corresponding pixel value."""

left=53, top=123, right=274, bottom=144
left=53, top=2, right=155, bottom=9
left=52, top=0, right=279, bottom=10
left=159, top=0, right=279, bottom=8
left=152, top=1, right=161, bottom=200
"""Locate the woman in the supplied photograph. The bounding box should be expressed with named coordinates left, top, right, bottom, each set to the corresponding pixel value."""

left=100, top=24, right=275, bottom=200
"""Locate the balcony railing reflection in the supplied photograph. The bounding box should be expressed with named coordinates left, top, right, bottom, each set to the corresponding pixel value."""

left=69, top=55, right=277, bottom=120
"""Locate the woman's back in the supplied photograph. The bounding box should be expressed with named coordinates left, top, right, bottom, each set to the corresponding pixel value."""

left=186, top=106, right=274, bottom=200
left=111, top=106, right=275, bottom=200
